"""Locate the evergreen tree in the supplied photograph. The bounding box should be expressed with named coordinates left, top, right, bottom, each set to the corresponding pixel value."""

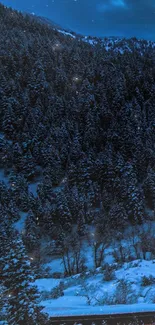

left=56, top=192, right=72, bottom=231
left=23, top=210, right=40, bottom=254
left=123, top=163, right=145, bottom=223
left=0, top=221, right=42, bottom=325
left=77, top=210, right=87, bottom=236
left=108, top=202, right=128, bottom=230
left=0, top=284, right=9, bottom=325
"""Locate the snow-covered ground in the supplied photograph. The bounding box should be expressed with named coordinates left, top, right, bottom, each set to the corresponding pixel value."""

left=43, top=258, right=64, bottom=274
left=55, top=28, right=155, bottom=55
left=57, top=29, right=76, bottom=39
left=35, top=278, right=61, bottom=292
left=35, top=260, right=155, bottom=316
left=40, top=300, right=155, bottom=317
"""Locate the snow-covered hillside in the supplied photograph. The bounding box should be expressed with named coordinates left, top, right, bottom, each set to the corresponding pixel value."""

left=54, top=27, right=155, bottom=55
left=31, top=227, right=155, bottom=317
left=33, top=14, right=155, bottom=55
left=35, top=260, right=155, bottom=316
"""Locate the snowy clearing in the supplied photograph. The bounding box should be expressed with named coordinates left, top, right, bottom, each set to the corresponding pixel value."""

left=35, top=260, right=155, bottom=316
left=40, top=300, right=155, bottom=317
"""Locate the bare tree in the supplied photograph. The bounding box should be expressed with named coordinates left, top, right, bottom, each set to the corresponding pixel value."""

left=126, top=226, right=141, bottom=259
left=60, top=230, right=85, bottom=276
left=139, top=222, right=155, bottom=260
left=92, top=224, right=112, bottom=268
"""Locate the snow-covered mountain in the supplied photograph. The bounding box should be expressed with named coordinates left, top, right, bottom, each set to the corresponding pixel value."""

left=34, top=14, right=155, bottom=55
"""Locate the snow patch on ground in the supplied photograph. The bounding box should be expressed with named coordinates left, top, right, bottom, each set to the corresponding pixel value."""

left=0, top=169, right=10, bottom=186
left=35, top=278, right=60, bottom=292
left=57, top=29, right=76, bottom=38
left=82, top=37, right=98, bottom=45
left=43, top=258, right=64, bottom=274
left=28, top=182, right=39, bottom=197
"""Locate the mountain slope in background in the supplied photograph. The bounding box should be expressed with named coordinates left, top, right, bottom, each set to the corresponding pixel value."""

left=1, top=2, right=155, bottom=238
left=1, top=3, right=155, bottom=321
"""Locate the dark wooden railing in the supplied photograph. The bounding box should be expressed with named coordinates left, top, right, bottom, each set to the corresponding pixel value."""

left=48, top=311, right=155, bottom=324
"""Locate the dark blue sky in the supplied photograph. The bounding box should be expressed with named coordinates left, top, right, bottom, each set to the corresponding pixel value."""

left=1, top=0, right=155, bottom=40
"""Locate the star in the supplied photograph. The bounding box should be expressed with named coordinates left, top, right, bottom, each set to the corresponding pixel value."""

left=73, top=76, right=80, bottom=82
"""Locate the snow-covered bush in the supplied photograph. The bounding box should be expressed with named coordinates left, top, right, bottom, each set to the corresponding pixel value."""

left=41, top=290, right=52, bottom=301
left=144, top=288, right=155, bottom=303
left=51, top=272, right=64, bottom=279
left=77, top=280, right=100, bottom=306
left=86, top=278, right=138, bottom=306
left=125, top=254, right=135, bottom=262
left=41, top=282, right=64, bottom=300
left=94, top=292, right=116, bottom=306
left=129, top=261, right=140, bottom=268
left=87, top=269, right=98, bottom=276
left=141, top=275, right=155, bottom=286
left=112, top=249, right=124, bottom=266
left=103, top=264, right=115, bottom=281
left=35, top=267, right=49, bottom=279
left=38, top=266, right=54, bottom=279
left=50, top=283, right=64, bottom=299
left=63, top=276, right=82, bottom=290
left=114, top=279, right=137, bottom=304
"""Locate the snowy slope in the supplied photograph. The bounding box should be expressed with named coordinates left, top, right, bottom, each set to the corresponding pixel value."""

left=35, top=260, right=155, bottom=316
left=53, top=27, right=155, bottom=55
left=32, top=14, right=155, bottom=55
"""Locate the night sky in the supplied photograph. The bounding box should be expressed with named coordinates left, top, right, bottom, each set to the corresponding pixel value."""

left=1, top=0, right=155, bottom=40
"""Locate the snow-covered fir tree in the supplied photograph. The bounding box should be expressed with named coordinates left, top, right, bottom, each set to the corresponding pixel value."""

left=23, top=210, right=40, bottom=254
left=0, top=284, right=9, bottom=325
left=0, top=220, right=43, bottom=325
